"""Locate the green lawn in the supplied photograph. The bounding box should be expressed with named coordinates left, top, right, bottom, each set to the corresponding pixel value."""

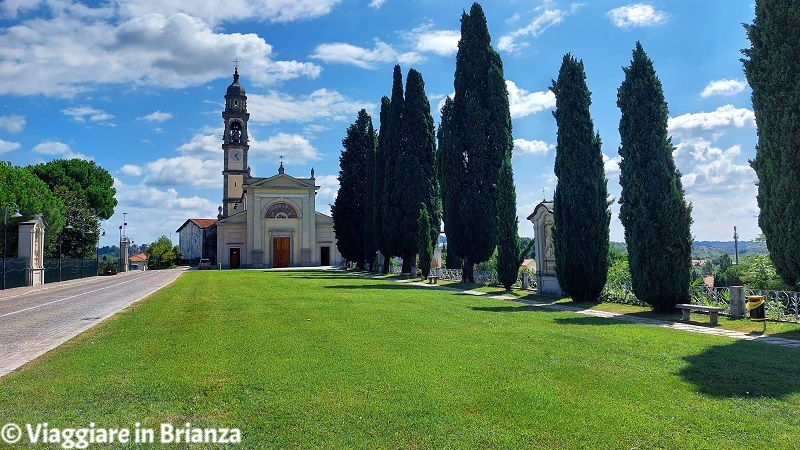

left=1, top=270, right=799, bottom=448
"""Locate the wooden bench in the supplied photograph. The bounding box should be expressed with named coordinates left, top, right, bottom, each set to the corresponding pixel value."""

left=676, top=304, right=725, bottom=325
left=427, top=275, right=439, bottom=284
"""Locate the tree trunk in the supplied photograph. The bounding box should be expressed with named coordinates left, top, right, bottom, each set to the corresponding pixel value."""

left=462, top=257, right=475, bottom=283
left=401, top=254, right=412, bottom=275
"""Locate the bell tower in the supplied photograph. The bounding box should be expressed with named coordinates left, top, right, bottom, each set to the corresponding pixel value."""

left=222, top=65, right=251, bottom=218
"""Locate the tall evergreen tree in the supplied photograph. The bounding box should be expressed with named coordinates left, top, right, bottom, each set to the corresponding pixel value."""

left=617, top=42, right=693, bottom=312
left=332, top=109, right=373, bottom=269
left=437, top=97, right=463, bottom=270
left=381, top=65, right=406, bottom=271
left=743, top=0, right=800, bottom=287
left=363, top=113, right=378, bottom=271
left=375, top=96, right=391, bottom=273
left=551, top=54, right=610, bottom=302
left=400, top=68, right=440, bottom=275
left=496, top=153, right=520, bottom=291
left=440, top=3, right=512, bottom=283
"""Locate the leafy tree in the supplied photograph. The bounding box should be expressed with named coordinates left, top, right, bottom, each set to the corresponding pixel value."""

left=551, top=54, right=610, bottom=302
left=332, top=109, right=374, bottom=269
left=742, top=0, right=800, bottom=287
left=375, top=97, right=391, bottom=273
left=417, top=203, right=433, bottom=278
left=439, top=3, right=512, bottom=283
left=718, top=253, right=733, bottom=274
left=28, top=159, right=117, bottom=219
left=146, top=235, right=180, bottom=269
left=0, top=162, right=67, bottom=257
left=496, top=154, right=520, bottom=291
left=617, top=42, right=693, bottom=312
left=50, top=186, right=101, bottom=260
left=381, top=65, right=406, bottom=271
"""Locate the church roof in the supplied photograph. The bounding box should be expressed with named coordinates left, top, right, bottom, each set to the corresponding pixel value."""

left=226, top=68, right=246, bottom=96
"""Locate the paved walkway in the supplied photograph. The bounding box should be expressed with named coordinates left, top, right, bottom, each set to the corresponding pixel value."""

left=385, top=276, right=800, bottom=349
left=0, top=268, right=186, bottom=378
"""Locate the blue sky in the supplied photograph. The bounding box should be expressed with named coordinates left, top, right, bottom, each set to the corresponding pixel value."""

left=0, top=0, right=758, bottom=248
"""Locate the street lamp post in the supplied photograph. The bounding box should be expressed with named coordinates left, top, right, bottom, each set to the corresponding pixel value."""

left=96, top=227, right=105, bottom=275
left=2, top=202, right=23, bottom=290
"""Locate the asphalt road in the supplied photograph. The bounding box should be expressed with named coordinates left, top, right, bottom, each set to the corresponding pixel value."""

left=0, top=268, right=186, bottom=378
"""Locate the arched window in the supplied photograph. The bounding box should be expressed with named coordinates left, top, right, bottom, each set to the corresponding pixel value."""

left=266, top=202, right=298, bottom=219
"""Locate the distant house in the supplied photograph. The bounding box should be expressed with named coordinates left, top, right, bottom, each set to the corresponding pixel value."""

left=176, top=219, right=217, bottom=265
left=520, top=258, right=536, bottom=271
left=129, top=253, right=148, bottom=271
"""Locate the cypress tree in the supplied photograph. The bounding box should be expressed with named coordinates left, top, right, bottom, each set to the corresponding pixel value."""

left=382, top=65, right=406, bottom=272
left=617, top=42, right=693, bottom=312
left=496, top=153, right=520, bottom=291
left=400, top=68, right=440, bottom=276
left=551, top=54, right=610, bottom=301
left=375, top=96, right=391, bottom=273
left=743, top=0, right=800, bottom=287
left=437, top=97, right=463, bottom=270
left=332, top=109, right=374, bottom=269
left=363, top=113, right=378, bottom=271
left=441, top=2, right=512, bottom=283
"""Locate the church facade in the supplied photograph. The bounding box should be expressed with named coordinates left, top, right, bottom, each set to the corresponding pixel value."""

left=214, top=68, right=341, bottom=269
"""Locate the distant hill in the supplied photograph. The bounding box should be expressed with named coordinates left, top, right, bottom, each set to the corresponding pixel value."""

left=611, top=240, right=767, bottom=261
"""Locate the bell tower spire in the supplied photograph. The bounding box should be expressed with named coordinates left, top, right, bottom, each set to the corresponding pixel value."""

left=222, top=65, right=250, bottom=218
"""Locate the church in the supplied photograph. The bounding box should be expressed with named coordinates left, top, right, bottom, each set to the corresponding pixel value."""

left=213, top=68, right=342, bottom=269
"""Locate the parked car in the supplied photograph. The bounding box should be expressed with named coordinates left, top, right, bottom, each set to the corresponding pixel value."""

left=198, top=259, right=211, bottom=270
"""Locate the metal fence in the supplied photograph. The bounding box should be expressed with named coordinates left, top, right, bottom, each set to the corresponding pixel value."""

left=690, top=286, right=800, bottom=322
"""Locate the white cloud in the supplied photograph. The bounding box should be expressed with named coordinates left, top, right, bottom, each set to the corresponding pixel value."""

left=404, top=24, right=460, bottom=56
left=31, top=141, right=92, bottom=160
left=0, top=115, right=25, bottom=133
left=117, top=0, right=341, bottom=25
left=61, top=106, right=114, bottom=123
left=603, top=153, right=621, bottom=175
left=310, top=39, right=423, bottom=69
left=176, top=132, right=221, bottom=156
left=700, top=79, right=747, bottom=98
left=608, top=4, right=667, bottom=28
left=250, top=133, right=321, bottom=165
left=368, top=0, right=386, bottom=9
left=0, top=9, right=321, bottom=97
left=0, top=139, right=21, bottom=154
left=498, top=4, right=581, bottom=54
left=514, top=138, right=554, bottom=156
left=138, top=111, right=174, bottom=122
left=248, top=89, right=375, bottom=124
left=143, top=156, right=221, bottom=187
left=669, top=105, right=755, bottom=138
left=118, top=164, right=143, bottom=177
left=506, top=80, right=556, bottom=119
left=314, top=174, right=339, bottom=215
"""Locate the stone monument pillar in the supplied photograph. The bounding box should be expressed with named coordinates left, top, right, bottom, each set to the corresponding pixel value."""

left=120, top=237, right=130, bottom=272
left=527, top=201, right=563, bottom=296
left=18, top=214, right=46, bottom=286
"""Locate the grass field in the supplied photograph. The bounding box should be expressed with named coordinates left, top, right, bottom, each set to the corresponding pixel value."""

left=1, top=270, right=799, bottom=448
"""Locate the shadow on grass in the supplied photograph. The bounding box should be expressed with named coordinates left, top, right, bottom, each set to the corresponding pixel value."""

left=678, top=340, right=800, bottom=399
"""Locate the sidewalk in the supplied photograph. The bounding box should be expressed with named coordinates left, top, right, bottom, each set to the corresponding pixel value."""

left=383, top=275, right=800, bottom=349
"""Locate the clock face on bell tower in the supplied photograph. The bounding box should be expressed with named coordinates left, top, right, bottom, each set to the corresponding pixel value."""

left=222, top=66, right=250, bottom=218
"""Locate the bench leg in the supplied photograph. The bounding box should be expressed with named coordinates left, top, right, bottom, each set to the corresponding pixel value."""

left=680, top=309, right=691, bottom=322
left=709, top=311, right=718, bottom=326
